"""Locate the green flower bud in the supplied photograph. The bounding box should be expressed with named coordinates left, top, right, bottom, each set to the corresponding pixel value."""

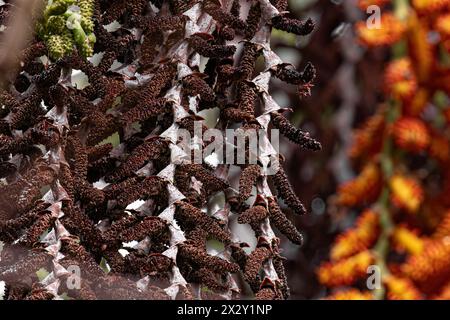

left=80, top=16, right=94, bottom=34
left=44, top=0, right=76, bottom=18
left=78, top=0, right=94, bottom=17
left=38, top=0, right=96, bottom=60
left=46, top=15, right=66, bottom=34
left=47, top=31, right=73, bottom=60
left=35, top=22, right=48, bottom=40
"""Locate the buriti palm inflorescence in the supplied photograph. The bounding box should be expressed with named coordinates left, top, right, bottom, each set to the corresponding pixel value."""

left=37, top=0, right=96, bottom=59
left=0, top=0, right=319, bottom=300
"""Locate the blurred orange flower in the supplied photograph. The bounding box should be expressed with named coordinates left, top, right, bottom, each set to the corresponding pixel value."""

left=356, top=13, right=406, bottom=47
left=336, top=162, right=382, bottom=207
left=401, top=239, right=450, bottom=292
left=435, top=13, right=450, bottom=37
left=384, top=59, right=418, bottom=102
left=433, top=210, right=450, bottom=238
left=389, top=174, right=424, bottom=213
left=357, top=0, right=390, bottom=10
left=406, top=88, right=429, bottom=116
left=428, top=131, right=450, bottom=163
left=392, top=117, right=430, bottom=153
left=330, top=209, right=379, bottom=261
left=384, top=275, right=422, bottom=300
left=317, top=250, right=375, bottom=287
left=412, top=0, right=450, bottom=14
left=392, top=225, right=425, bottom=255
left=350, top=110, right=386, bottom=159
left=325, top=289, right=373, bottom=300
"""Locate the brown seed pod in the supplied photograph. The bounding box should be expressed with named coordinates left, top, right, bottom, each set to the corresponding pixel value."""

left=86, top=112, right=119, bottom=146
left=270, top=0, right=288, bottom=11
left=120, top=98, right=169, bottom=125
left=123, top=64, right=177, bottom=106
left=189, top=34, right=236, bottom=58
left=87, top=144, right=113, bottom=163
left=66, top=134, right=88, bottom=180
left=24, top=284, right=55, bottom=301
left=267, top=197, right=303, bottom=245
left=245, top=2, right=262, bottom=40
left=239, top=164, right=261, bottom=203
left=237, top=81, right=257, bottom=118
left=60, top=203, right=104, bottom=249
left=272, top=244, right=290, bottom=298
left=0, top=250, right=53, bottom=282
left=221, top=105, right=254, bottom=123
left=230, top=242, right=249, bottom=269
left=175, top=201, right=231, bottom=243
left=272, top=15, right=315, bottom=36
left=271, top=112, right=321, bottom=151
left=9, top=92, right=44, bottom=131
left=21, top=213, right=55, bottom=246
left=238, top=203, right=268, bottom=225
left=138, top=15, right=188, bottom=33
left=169, top=0, right=200, bottom=14
left=128, top=252, right=174, bottom=276
left=115, top=176, right=169, bottom=208
left=118, top=216, right=168, bottom=242
left=106, top=137, right=169, bottom=183
left=0, top=202, right=49, bottom=242
left=255, top=278, right=283, bottom=300
left=189, top=267, right=230, bottom=292
left=273, top=62, right=316, bottom=85
left=244, top=240, right=272, bottom=292
left=178, top=242, right=239, bottom=274
left=203, top=0, right=246, bottom=31
left=272, top=165, right=307, bottom=215
left=182, top=73, right=215, bottom=102
left=177, top=164, right=229, bottom=194
left=0, top=90, right=19, bottom=117
left=60, top=236, right=105, bottom=277
left=237, top=42, right=262, bottom=80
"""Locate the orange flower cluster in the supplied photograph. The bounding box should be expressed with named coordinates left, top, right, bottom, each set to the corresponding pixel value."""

left=356, top=13, right=406, bottom=47
left=336, top=162, right=382, bottom=207
left=317, top=250, right=375, bottom=287
left=358, top=0, right=391, bottom=9
left=389, top=174, right=424, bottom=213
left=319, top=0, right=450, bottom=300
left=325, top=289, right=373, bottom=300
left=434, top=210, right=450, bottom=238
left=391, top=117, right=430, bottom=153
left=384, top=275, right=423, bottom=300
left=412, top=0, right=450, bottom=14
left=349, top=110, right=386, bottom=160
left=391, top=226, right=425, bottom=255
left=401, top=239, right=450, bottom=293
left=384, top=59, right=418, bottom=102
left=330, top=210, right=380, bottom=261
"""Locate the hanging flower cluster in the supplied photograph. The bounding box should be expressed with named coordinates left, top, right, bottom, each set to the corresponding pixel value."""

left=318, top=0, right=450, bottom=300
left=0, top=0, right=319, bottom=300
left=37, top=0, right=96, bottom=59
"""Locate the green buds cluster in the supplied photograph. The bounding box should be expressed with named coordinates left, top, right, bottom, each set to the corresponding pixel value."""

left=38, top=0, right=96, bottom=60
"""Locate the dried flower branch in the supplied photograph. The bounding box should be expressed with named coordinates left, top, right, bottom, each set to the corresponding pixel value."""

left=0, top=0, right=318, bottom=301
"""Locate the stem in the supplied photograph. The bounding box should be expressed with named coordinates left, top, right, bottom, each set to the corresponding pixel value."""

left=372, top=100, right=399, bottom=300
left=394, top=0, right=410, bottom=21
left=370, top=0, right=410, bottom=300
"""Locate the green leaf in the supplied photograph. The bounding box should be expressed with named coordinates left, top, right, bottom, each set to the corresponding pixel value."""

left=36, top=268, right=50, bottom=281
left=99, top=257, right=110, bottom=274
left=98, top=132, right=120, bottom=148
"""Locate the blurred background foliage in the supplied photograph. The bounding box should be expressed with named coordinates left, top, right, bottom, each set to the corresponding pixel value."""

left=270, top=0, right=389, bottom=298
